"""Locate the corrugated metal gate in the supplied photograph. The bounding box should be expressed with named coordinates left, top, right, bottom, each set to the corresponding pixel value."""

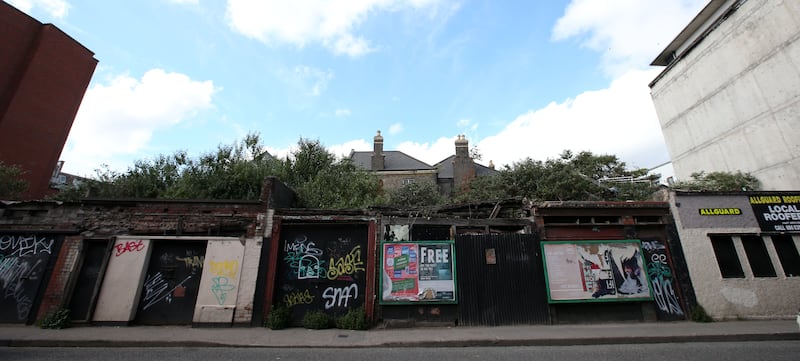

left=455, top=233, right=550, bottom=326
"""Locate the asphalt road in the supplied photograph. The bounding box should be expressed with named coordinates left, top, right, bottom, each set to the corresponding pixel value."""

left=2, top=341, right=800, bottom=361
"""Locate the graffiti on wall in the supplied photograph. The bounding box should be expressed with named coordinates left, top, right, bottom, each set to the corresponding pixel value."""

left=114, top=240, right=145, bottom=257
left=0, top=234, right=59, bottom=322
left=136, top=243, right=206, bottom=324
left=209, top=259, right=239, bottom=305
left=641, top=240, right=685, bottom=320
left=276, top=225, right=369, bottom=324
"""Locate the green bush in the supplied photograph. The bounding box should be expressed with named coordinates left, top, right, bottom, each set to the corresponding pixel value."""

left=335, top=306, right=370, bottom=330
left=38, top=309, right=71, bottom=329
left=265, top=303, right=291, bottom=330
left=302, top=310, right=333, bottom=329
left=690, top=304, right=713, bottom=323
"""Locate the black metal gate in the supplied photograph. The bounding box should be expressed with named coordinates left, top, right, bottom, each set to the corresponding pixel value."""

left=455, top=233, right=550, bottom=326
left=68, top=240, right=112, bottom=323
left=135, top=240, right=207, bottom=325
left=0, top=233, right=63, bottom=324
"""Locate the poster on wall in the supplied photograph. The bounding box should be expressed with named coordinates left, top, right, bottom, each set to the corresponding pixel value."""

left=541, top=240, right=652, bottom=303
left=749, top=194, right=800, bottom=232
left=381, top=242, right=456, bottom=303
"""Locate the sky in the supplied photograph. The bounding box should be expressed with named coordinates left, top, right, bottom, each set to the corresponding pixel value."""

left=10, top=0, right=709, bottom=181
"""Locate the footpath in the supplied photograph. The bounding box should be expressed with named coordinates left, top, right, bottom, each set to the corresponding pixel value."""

left=0, top=319, right=798, bottom=348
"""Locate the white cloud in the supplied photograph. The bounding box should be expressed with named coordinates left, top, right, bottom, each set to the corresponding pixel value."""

left=553, top=0, right=707, bottom=76
left=7, top=0, right=69, bottom=18
left=389, top=123, right=404, bottom=135
left=61, top=69, right=215, bottom=175
left=284, top=65, right=334, bottom=96
left=335, top=108, right=352, bottom=117
left=478, top=69, right=670, bottom=171
left=329, top=139, right=371, bottom=159
left=225, top=0, right=446, bottom=57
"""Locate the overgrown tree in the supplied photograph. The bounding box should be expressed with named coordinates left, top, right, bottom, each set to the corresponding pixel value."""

left=53, top=134, right=383, bottom=208
left=459, top=150, right=660, bottom=202
left=387, top=181, right=444, bottom=207
left=0, top=161, right=28, bottom=199
left=670, top=171, right=760, bottom=192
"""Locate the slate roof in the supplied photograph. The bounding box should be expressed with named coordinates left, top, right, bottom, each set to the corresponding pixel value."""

left=349, top=150, right=435, bottom=171
left=433, top=155, right=499, bottom=179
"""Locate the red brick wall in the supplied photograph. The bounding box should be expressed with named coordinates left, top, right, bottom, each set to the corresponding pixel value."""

left=0, top=3, right=97, bottom=200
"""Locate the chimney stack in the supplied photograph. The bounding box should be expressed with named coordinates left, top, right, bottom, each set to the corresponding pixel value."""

left=453, top=134, right=475, bottom=194
left=371, top=130, right=385, bottom=171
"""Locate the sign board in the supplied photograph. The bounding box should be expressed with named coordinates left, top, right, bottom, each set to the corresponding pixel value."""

left=749, top=194, right=800, bottom=232
left=541, top=240, right=652, bottom=303
left=381, top=241, right=456, bottom=304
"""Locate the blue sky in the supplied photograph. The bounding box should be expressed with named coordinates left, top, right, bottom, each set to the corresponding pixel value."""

left=10, top=0, right=708, bottom=180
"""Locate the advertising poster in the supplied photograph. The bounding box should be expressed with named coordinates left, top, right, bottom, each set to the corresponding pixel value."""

left=749, top=194, right=800, bottom=232
left=381, top=242, right=456, bottom=303
left=382, top=243, right=418, bottom=301
left=542, top=240, right=652, bottom=303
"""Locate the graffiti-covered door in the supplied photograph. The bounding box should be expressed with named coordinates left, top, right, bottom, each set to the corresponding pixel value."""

left=135, top=241, right=206, bottom=325
left=641, top=239, right=686, bottom=320
left=0, top=234, right=62, bottom=324
left=275, top=224, right=369, bottom=326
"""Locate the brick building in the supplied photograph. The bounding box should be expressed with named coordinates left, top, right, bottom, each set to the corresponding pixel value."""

left=0, top=2, right=97, bottom=199
left=349, top=131, right=497, bottom=197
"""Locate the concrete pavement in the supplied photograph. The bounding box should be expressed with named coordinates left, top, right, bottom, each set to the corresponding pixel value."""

left=0, top=320, right=798, bottom=348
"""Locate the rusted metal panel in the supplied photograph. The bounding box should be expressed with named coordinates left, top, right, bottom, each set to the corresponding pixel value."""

left=455, top=233, right=550, bottom=326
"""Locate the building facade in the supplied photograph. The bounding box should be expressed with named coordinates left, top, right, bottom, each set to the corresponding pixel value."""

left=349, top=131, right=497, bottom=197
left=667, top=191, right=800, bottom=320
left=0, top=2, right=97, bottom=199
left=649, top=0, right=800, bottom=189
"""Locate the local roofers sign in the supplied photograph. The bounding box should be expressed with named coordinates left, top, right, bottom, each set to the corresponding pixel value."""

left=749, top=194, right=800, bottom=232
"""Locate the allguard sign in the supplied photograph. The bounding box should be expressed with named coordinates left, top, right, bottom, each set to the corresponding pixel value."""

left=698, top=208, right=741, bottom=216
left=749, top=194, right=800, bottom=232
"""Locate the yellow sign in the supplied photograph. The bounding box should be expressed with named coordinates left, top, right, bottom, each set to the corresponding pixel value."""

left=698, top=208, right=741, bottom=216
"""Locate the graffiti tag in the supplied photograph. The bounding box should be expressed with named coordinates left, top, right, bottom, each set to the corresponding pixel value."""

left=114, top=240, right=145, bottom=257
left=283, top=289, right=314, bottom=307
left=322, top=283, right=358, bottom=310
left=209, top=260, right=238, bottom=278
left=0, top=235, right=54, bottom=257
left=327, top=245, right=365, bottom=280
left=211, top=276, right=236, bottom=305
left=141, top=272, right=193, bottom=310
left=0, top=256, right=43, bottom=319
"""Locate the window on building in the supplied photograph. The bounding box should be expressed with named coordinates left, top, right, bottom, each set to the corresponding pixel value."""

left=771, top=235, right=800, bottom=277
left=401, top=178, right=415, bottom=185
left=740, top=235, right=776, bottom=277
left=709, top=235, right=744, bottom=278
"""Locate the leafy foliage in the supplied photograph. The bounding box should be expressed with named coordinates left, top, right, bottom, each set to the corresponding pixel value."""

left=690, top=304, right=713, bottom=323
left=265, top=303, right=291, bottom=330
left=670, top=171, right=760, bottom=192
left=335, top=306, right=370, bottom=330
left=387, top=181, right=444, bottom=207
left=0, top=161, right=28, bottom=199
left=301, top=310, right=333, bottom=329
left=52, top=134, right=382, bottom=208
left=38, top=308, right=71, bottom=329
left=459, top=150, right=660, bottom=202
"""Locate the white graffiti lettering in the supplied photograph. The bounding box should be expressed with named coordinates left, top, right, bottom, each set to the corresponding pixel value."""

left=322, top=283, right=358, bottom=310
left=0, top=256, right=43, bottom=319
left=0, top=235, right=54, bottom=257
left=142, top=272, right=193, bottom=310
